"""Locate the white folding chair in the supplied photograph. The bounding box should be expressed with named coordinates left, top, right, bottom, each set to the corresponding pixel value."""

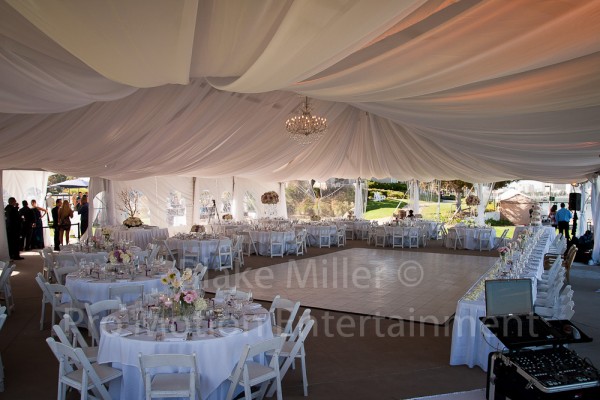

left=241, top=231, right=258, bottom=257
left=266, top=314, right=315, bottom=397
left=85, top=299, right=121, bottom=346
left=192, top=264, right=208, bottom=289
left=476, top=229, right=493, bottom=251
left=46, top=337, right=122, bottom=400
left=53, top=264, right=79, bottom=285
left=374, top=227, right=387, bottom=247
left=225, top=336, right=285, bottom=400
left=391, top=227, right=404, bottom=248
left=232, top=235, right=245, bottom=268
left=181, top=240, right=201, bottom=269
left=0, top=308, right=6, bottom=392
left=0, top=265, right=15, bottom=316
left=269, top=295, right=301, bottom=338
left=45, top=283, right=86, bottom=328
left=139, top=353, right=198, bottom=399
left=41, top=247, right=56, bottom=281
left=492, top=228, right=509, bottom=250
left=211, top=239, right=233, bottom=270
left=53, top=314, right=99, bottom=363
left=287, top=231, right=305, bottom=256
left=446, top=228, right=464, bottom=250
left=35, top=272, right=53, bottom=330
left=336, top=227, right=346, bottom=247
left=269, top=232, right=285, bottom=258
left=108, top=284, right=144, bottom=305
left=318, top=227, right=331, bottom=248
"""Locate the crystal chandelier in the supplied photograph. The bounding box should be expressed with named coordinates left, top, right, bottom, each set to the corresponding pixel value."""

left=285, top=97, right=327, bottom=145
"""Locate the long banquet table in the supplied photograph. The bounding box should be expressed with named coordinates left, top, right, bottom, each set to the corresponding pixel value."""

left=98, top=307, right=273, bottom=399
left=449, top=226, right=555, bottom=371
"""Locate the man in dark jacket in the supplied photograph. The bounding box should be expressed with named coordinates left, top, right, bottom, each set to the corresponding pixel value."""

left=5, top=197, right=24, bottom=260
left=19, top=199, right=36, bottom=251
left=51, top=199, right=62, bottom=251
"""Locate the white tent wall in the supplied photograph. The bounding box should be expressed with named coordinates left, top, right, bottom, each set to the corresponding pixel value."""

left=91, top=176, right=281, bottom=235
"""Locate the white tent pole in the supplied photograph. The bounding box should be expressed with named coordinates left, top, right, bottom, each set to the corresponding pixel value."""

left=437, top=180, right=441, bottom=222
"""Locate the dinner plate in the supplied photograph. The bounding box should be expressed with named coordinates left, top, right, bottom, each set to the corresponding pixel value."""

left=111, top=328, right=133, bottom=337
left=245, top=303, right=262, bottom=309
left=218, top=327, right=243, bottom=336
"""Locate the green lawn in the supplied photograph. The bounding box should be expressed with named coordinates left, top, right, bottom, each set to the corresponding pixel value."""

left=364, top=199, right=406, bottom=220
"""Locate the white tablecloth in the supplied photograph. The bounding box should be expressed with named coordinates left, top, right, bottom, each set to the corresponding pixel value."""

left=95, top=227, right=170, bottom=248
left=64, top=274, right=165, bottom=304
left=166, top=238, right=221, bottom=268
left=97, top=310, right=273, bottom=399
left=449, top=227, right=553, bottom=371
left=446, top=227, right=496, bottom=250
left=299, top=225, right=337, bottom=246
left=248, top=230, right=296, bottom=255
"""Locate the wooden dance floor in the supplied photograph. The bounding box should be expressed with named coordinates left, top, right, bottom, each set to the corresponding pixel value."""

left=205, top=248, right=496, bottom=325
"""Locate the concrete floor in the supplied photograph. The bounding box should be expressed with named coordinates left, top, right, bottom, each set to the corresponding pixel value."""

left=0, top=238, right=598, bottom=399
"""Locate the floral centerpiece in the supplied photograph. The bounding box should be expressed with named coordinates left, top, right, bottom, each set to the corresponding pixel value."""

left=108, top=248, right=134, bottom=264
left=123, top=216, right=143, bottom=228
left=498, top=246, right=509, bottom=261
left=222, top=213, right=233, bottom=220
left=310, top=215, right=321, bottom=221
left=465, top=194, right=480, bottom=206
left=118, top=188, right=143, bottom=228
left=160, top=268, right=206, bottom=316
left=261, top=191, right=279, bottom=205
left=190, top=224, right=205, bottom=233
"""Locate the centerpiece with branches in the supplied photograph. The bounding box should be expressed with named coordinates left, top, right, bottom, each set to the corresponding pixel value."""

left=118, top=188, right=143, bottom=228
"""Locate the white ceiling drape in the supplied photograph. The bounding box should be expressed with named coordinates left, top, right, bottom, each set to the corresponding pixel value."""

left=0, top=0, right=598, bottom=183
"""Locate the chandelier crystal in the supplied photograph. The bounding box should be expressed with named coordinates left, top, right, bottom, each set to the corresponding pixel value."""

left=285, top=97, right=327, bottom=145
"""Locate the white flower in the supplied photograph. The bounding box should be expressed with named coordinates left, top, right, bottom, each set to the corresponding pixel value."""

left=181, top=269, right=193, bottom=282
left=194, top=297, right=208, bottom=311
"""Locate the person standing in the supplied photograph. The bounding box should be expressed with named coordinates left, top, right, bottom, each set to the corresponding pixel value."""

left=58, top=200, right=74, bottom=246
left=4, top=197, right=23, bottom=260
left=548, top=204, right=557, bottom=228
left=556, top=202, right=572, bottom=241
left=30, top=199, right=47, bottom=249
left=51, top=199, right=62, bottom=251
left=79, top=194, right=89, bottom=236
left=19, top=200, right=35, bottom=251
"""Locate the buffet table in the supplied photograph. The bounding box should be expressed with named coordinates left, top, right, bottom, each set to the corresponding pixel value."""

left=97, top=306, right=273, bottom=399
left=449, top=227, right=554, bottom=371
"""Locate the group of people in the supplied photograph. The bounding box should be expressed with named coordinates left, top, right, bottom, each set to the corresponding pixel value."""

left=4, top=197, right=47, bottom=260
left=50, top=195, right=89, bottom=251
left=548, top=202, right=573, bottom=240
left=4, top=193, right=89, bottom=260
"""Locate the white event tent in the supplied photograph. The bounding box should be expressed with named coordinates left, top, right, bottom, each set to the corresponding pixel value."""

left=1, top=0, right=600, bottom=261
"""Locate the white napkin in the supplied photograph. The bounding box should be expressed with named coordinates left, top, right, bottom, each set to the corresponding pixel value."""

left=163, top=333, right=186, bottom=341
left=101, top=316, right=117, bottom=324
left=218, top=327, right=243, bottom=336
left=111, top=328, right=133, bottom=337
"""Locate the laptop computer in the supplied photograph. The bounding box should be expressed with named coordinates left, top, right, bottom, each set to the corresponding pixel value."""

left=480, top=278, right=563, bottom=350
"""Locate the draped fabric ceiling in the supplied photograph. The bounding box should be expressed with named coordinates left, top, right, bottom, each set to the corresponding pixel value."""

left=1, top=0, right=599, bottom=183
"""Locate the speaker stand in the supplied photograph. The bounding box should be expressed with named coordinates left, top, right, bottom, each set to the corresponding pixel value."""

left=571, top=210, right=578, bottom=240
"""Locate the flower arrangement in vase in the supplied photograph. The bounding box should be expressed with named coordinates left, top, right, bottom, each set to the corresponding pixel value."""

left=261, top=191, right=279, bottom=205
left=222, top=213, right=233, bottom=220
left=108, top=248, right=134, bottom=264
left=497, top=246, right=509, bottom=262
left=118, top=188, right=144, bottom=228
left=465, top=194, right=480, bottom=206
left=160, top=268, right=206, bottom=317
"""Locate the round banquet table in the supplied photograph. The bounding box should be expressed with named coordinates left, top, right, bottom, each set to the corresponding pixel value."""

left=95, top=226, right=170, bottom=248
left=97, top=307, right=273, bottom=400
left=297, top=225, right=337, bottom=247
left=446, top=227, right=496, bottom=250
left=166, top=237, right=232, bottom=269
left=64, top=274, right=165, bottom=304
left=248, top=230, right=296, bottom=255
